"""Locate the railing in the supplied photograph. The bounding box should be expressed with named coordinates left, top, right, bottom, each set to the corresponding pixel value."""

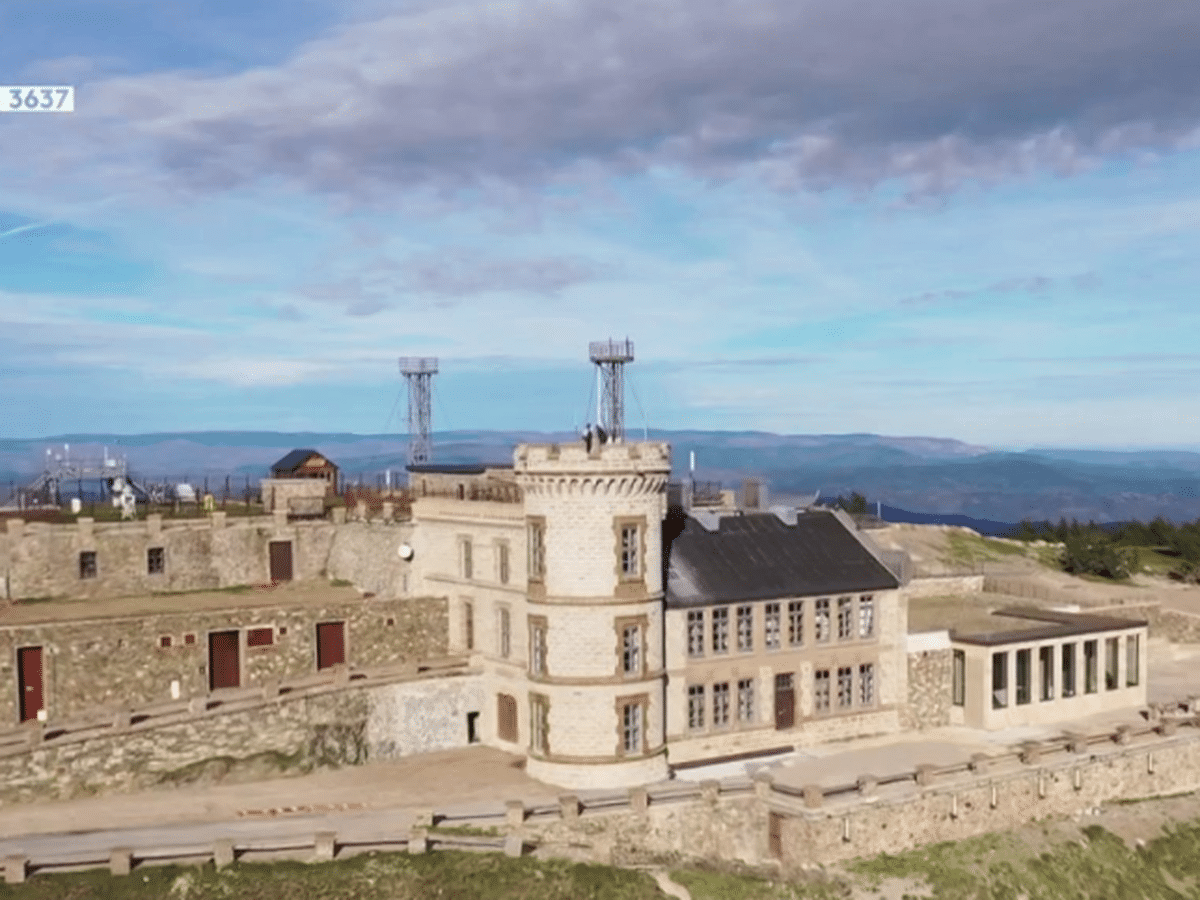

left=0, top=657, right=471, bottom=758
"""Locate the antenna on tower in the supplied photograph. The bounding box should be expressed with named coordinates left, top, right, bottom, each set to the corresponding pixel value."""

left=398, top=357, right=438, bottom=465
left=588, top=337, right=634, bottom=444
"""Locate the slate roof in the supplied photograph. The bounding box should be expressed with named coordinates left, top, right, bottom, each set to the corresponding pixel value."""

left=950, top=606, right=1148, bottom=646
left=665, top=510, right=900, bottom=607
left=270, top=449, right=336, bottom=475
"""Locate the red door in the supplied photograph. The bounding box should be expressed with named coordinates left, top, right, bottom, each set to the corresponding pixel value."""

left=316, top=621, right=345, bottom=670
left=208, top=631, right=240, bottom=689
left=17, top=647, right=43, bottom=722
left=269, top=541, right=293, bottom=582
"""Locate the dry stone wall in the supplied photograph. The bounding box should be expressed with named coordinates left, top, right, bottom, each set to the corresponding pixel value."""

left=367, top=676, right=485, bottom=758
left=900, top=648, right=953, bottom=730
left=0, top=596, right=447, bottom=724
left=0, top=686, right=374, bottom=805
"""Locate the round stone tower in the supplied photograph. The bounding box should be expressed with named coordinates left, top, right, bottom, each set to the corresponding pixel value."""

left=513, top=439, right=672, bottom=789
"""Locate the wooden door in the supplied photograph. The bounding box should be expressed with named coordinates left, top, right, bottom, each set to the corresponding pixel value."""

left=268, top=540, right=293, bottom=582
left=208, top=631, right=240, bottom=690
left=497, top=693, right=517, bottom=742
left=774, top=672, right=795, bottom=730
left=316, top=621, right=346, bottom=670
left=17, top=646, right=43, bottom=723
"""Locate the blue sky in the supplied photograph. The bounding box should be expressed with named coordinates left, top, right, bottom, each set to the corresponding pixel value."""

left=2, top=0, right=1199, bottom=450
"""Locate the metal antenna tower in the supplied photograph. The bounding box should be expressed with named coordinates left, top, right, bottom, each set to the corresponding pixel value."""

left=588, top=338, right=634, bottom=443
left=399, top=357, right=438, bottom=465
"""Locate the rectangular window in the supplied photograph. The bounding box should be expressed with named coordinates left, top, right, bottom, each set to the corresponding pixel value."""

left=499, top=608, right=511, bottom=658
left=622, top=624, right=642, bottom=676
left=712, top=607, right=729, bottom=654
left=737, top=605, right=753, bottom=652
left=858, top=596, right=875, bottom=638
left=1015, top=649, right=1031, bottom=705
left=712, top=682, right=730, bottom=726
left=1105, top=637, right=1119, bottom=690
left=1126, top=634, right=1139, bottom=687
left=687, top=685, right=705, bottom=730
left=737, top=678, right=754, bottom=722
left=464, top=601, right=474, bottom=651
left=1084, top=640, right=1098, bottom=694
left=837, top=597, right=853, bottom=640
left=814, top=669, right=831, bottom=713
left=1039, top=645, right=1054, bottom=701
left=992, top=652, right=1008, bottom=709
left=859, top=663, right=875, bottom=706
left=815, top=599, right=831, bottom=642
left=247, top=627, right=273, bottom=647
left=687, top=610, right=705, bottom=657
left=787, top=600, right=804, bottom=646
left=498, top=542, right=510, bottom=585
left=528, top=520, right=546, bottom=579
left=622, top=701, right=644, bottom=754
left=837, top=666, right=853, bottom=708
left=79, top=551, right=97, bottom=579
left=620, top=524, right=641, bottom=578
left=952, top=649, right=965, bottom=706
left=531, top=694, right=549, bottom=754
left=460, top=539, right=473, bottom=580
left=1062, top=643, right=1077, bottom=698
left=159, top=635, right=172, bottom=649
left=147, top=547, right=165, bottom=575
left=529, top=618, right=547, bottom=676
left=764, top=603, right=781, bottom=650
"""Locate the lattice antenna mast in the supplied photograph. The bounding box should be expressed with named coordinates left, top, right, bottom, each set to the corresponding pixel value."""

left=588, top=338, right=634, bottom=443
left=398, top=357, right=438, bottom=465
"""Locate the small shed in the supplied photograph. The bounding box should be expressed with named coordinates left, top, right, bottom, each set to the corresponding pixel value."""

left=270, top=449, right=339, bottom=487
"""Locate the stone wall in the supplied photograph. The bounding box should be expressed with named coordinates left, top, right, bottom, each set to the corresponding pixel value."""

left=0, top=595, right=447, bottom=724
left=1095, top=602, right=1200, bottom=644
left=0, top=515, right=415, bottom=603
left=900, top=647, right=953, bottom=731
left=901, top=575, right=985, bottom=598
left=366, top=676, right=485, bottom=758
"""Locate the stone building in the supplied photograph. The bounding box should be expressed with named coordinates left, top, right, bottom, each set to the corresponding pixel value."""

left=261, top=449, right=339, bottom=515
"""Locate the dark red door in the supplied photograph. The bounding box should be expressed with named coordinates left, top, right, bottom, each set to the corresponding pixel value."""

left=269, top=541, right=293, bottom=582
left=17, top=647, right=43, bottom=722
left=316, top=621, right=345, bottom=670
left=774, top=673, right=795, bottom=730
left=208, top=631, right=240, bottom=689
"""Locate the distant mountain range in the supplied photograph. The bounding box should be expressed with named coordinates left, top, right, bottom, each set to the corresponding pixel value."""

left=2, top=430, right=1199, bottom=527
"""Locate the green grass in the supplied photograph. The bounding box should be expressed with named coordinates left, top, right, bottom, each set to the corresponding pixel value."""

left=942, top=532, right=1029, bottom=569
left=848, top=820, right=1200, bottom=899
left=0, top=852, right=669, bottom=900
left=672, top=866, right=852, bottom=899
left=329, top=579, right=354, bottom=588
left=1132, top=546, right=1183, bottom=575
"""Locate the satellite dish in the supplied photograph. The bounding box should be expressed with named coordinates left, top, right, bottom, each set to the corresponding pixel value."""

left=398, top=543, right=414, bottom=560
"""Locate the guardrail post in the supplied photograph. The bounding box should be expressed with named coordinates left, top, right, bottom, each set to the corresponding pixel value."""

left=1020, top=742, right=1042, bottom=765
left=261, top=680, right=281, bottom=700
left=1065, top=732, right=1088, bottom=754
left=969, top=753, right=990, bottom=774
left=111, top=707, right=132, bottom=730
left=188, top=696, right=208, bottom=716
left=857, top=774, right=878, bottom=798
left=629, top=786, right=649, bottom=814
left=559, top=794, right=579, bottom=820
left=1157, top=719, right=1178, bottom=737
left=803, top=785, right=823, bottom=808
left=916, top=764, right=938, bottom=786
left=110, top=847, right=133, bottom=876
left=314, top=832, right=337, bottom=861
left=1073, top=767, right=1083, bottom=790
left=1114, top=725, right=1132, bottom=745
left=753, top=769, right=774, bottom=798
left=25, top=722, right=43, bottom=748
left=413, top=809, right=434, bottom=828
left=700, top=780, right=720, bottom=803
left=4, top=855, right=27, bottom=885
left=503, top=834, right=523, bottom=857
left=334, top=665, right=351, bottom=686
left=213, top=839, right=235, bottom=869
left=382, top=501, right=394, bottom=522
left=506, top=800, right=525, bottom=827
left=331, top=506, right=347, bottom=525
left=408, top=828, right=428, bottom=854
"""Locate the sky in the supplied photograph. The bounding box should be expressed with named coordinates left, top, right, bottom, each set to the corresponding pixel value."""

left=2, top=1, right=1199, bottom=450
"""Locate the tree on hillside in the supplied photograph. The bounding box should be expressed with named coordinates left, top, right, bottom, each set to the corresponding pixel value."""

left=836, top=492, right=870, bottom=515
left=1059, top=532, right=1138, bottom=580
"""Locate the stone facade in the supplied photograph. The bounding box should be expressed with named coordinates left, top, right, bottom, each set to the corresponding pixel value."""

left=0, top=595, right=447, bottom=724
left=0, top=514, right=417, bottom=602
left=366, top=676, right=486, bottom=758
left=901, top=633, right=953, bottom=731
